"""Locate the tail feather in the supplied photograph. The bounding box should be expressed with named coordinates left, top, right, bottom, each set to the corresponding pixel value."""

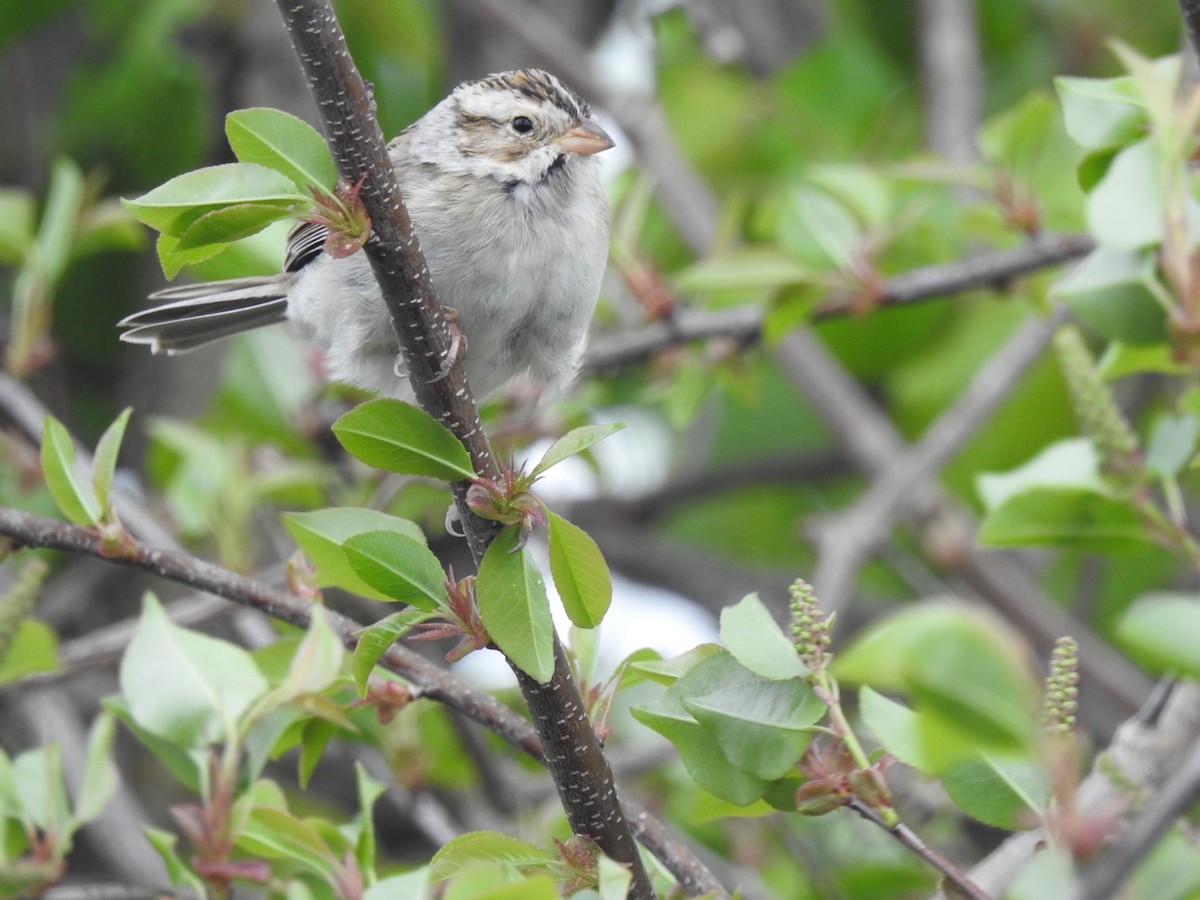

left=118, top=276, right=290, bottom=355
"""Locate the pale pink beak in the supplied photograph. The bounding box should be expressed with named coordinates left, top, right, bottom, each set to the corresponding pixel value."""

left=554, top=117, right=615, bottom=156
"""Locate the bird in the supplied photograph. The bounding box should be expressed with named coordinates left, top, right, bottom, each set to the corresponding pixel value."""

left=118, top=68, right=614, bottom=402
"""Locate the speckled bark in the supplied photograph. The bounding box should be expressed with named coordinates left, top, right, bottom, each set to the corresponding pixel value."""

left=272, top=2, right=654, bottom=894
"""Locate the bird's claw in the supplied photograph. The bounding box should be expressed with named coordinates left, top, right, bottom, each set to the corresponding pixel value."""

left=430, top=315, right=466, bottom=384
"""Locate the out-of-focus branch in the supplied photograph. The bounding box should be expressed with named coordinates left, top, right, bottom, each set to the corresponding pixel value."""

left=1071, top=727, right=1200, bottom=897
left=810, top=307, right=1068, bottom=612
left=917, top=0, right=983, bottom=165
left=969, top=681, right=1200, bottom=897
left=0, top=506, right=728, bottom=898
left=773, top=328, right=1151, bottom=726
left=584, top=233, right=1094, bottom=375
left=1179, top=0, right=1200, bottom=65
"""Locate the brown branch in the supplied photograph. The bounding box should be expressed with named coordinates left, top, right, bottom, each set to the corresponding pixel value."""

left=1180, top=0, right=1200, bottom=66
left=271, top=2, right=656, bottom=891
left=584, top=233, right=1095, bottom=375
left=0, top=505, right=728, bottom=897
left=917, top=0, right=983, bottom=165
left=846, top=799, right=990, bottom=900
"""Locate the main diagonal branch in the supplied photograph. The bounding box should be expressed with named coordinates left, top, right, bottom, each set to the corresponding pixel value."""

left=271, top=1, right=654, bottom=894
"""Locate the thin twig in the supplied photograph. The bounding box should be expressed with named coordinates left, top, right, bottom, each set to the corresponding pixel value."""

left=847, top=799, right=991, bottom=900
left=584, top=233, right=1094, bottom=375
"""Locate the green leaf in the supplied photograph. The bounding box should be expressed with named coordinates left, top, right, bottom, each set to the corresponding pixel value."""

left=429, top=831, right=556, bottom=881
left=364, top=871, right=432, bottom=898
left=976, top=439, right=1106, bottom=510
left=297, top=718, right=336, bottom=789
left=332, top=399, right=476, bottom=480
left=121, top=163, right=304, bottom=236
left=939, top=752, right=1048, bottom=830
left=156, top=231, right=231, bottom=279
left=1145, top=414, right=1200, bottom=479
left=631, top=659, right=771, bottom=806
left=175, top=202, right=298, bottom=249
left=718, top=593, right=808, bottom=681
left=40, top=416, right=101, bottom=525
left=834, top=603, right=1041, bottom=756
left=1098, top=341, right=1194, bottom=379
left=282, top=507, right=430, bottom=603
left=72, top=711, right=117, bottom=827
left=531, top=422, right=624, bottom=477
left=546, top=512, right=611, bottom=628
left=0, top=187, right=35, bottom=263
left=1115, top=593, right=1200, bottom=678
left=1055, top=73, right=1148, bottom=150
left=145, top=827, right=207, bottom=895
left=353, top=762, right=387, bottom=882
left=102, top=697, right=203, bottom=792
left=679, top=654, right=823, bottom=780
left=92, top=407, right=131, bottom=518
left=0, top=619, right=60, bottom=685
left=343, top=530, right=447, bottom=609
left=119, top=594, right=269, bottom=746
left=1085, top=139, right=1174, bottom=249
left=225, top=107, right=338, bottom=194
left=477, top=527, right=555, bottom=683
left=1006, top=847, right=1076, bottom=900
left=1051, top=247, right=1166, bottom=345
left=674, top=247, right=812, bottom=293
left=351, top=608, right=438, bottom=695
left=858, top=687, right=925, bottom=770
left=597, top=855, right=634, bottom=900
left=36, top=159, right=85, bottom=281
left=978, top=486, right=1148, bottom=551
left=273, top=605, right=345, bottom=702
left=236, top=806, right=336, bottom=875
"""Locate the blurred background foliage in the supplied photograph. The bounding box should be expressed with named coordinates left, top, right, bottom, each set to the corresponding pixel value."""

left=1, top=0, right=1198, bottom=896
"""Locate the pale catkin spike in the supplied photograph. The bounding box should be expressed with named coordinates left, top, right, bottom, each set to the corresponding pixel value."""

left=1054, top=325, right=1141, bottom=484
left=0, top=557, right=49, bottom=661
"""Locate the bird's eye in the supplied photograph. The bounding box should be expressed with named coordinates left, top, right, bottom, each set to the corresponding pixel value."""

left=511, top=116, right=534, bottom=134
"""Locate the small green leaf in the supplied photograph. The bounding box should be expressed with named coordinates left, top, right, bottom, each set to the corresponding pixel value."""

left=1051, top=247, right=1165, bottom=345
left=0, top=619, right=60, bottom=685
left=156, top=231, right=230, bottom=279
left=92, top=407, right=131, bottom=518
left=343, top=530, right=447, bottom=609
left=631, top=661, right=771, bottom=806
left=939, top=752, right=1048, bottom=830
left=675, top=246, right=813, bottom=293
left=547, top=512, right=611, bottom=628
left=0, top=187, right=35, bottom=263
left=977, top=439, right=1106, bottom=511
left=532, top=423, right=624, bottom=477
left=145, top=827, right=208, bottom=895
left=226, top=107, right=339, bottom=194
left=1145, top=413, right=1200, bottom=479
left=1085, top=139, right=1170, bottom=249
left=1115, top=593, right=1200, bottom=679
left=274, top=605, right=345, bottom=701
left=353, top=762, right=387, bottom=881
left=237, top=806, right=336, bottom=875
left=282, top=508, right=430, bottom=603
left=41, top=416, right=101, bottom=525
left=719, top=593, right=808, bottom=681
left=1055, top=73, right=1148, bottom=150
left=476, top=527, right=555, bottom=683
left=332, top=399, right=476, bottom=480
left=678, top=652, right=822, bottom=780
left=119, top=594, right=269, bottom=746
left=597, top=855, right=634, bottom=900
left=978, top=486, right=1148, bottom=552
left=175, top=202, right=298, bottom=249
left=351, top=608, right=438, bottom=695
left=122, top=163, right=304, bottom=236
left=429, top=831, right=557, bottom=881
left=72, top=711, right=117, bottom=827
left=858, top=687, right=925, bottom=770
